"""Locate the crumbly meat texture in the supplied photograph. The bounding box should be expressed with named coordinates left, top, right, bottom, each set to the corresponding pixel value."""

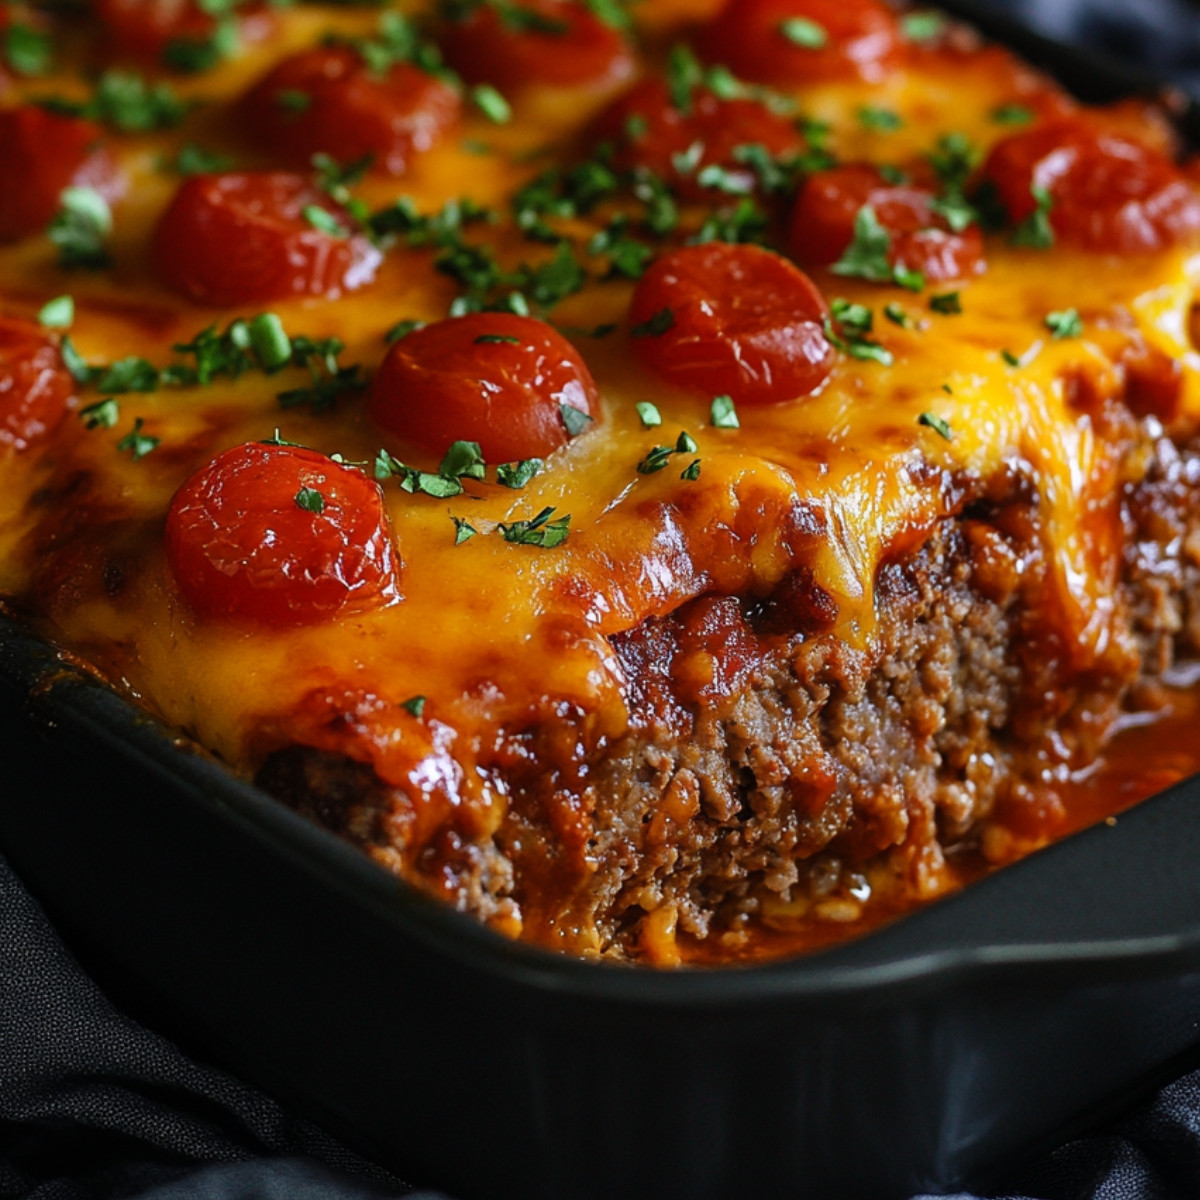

left=257, top=430, right=1200, bottom=960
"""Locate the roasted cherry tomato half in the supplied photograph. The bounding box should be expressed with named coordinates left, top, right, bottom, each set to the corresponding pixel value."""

left=0, top=317, right=74, bottom=451
left=151, top=171, right=382, bottom=306
left=439, top=0, right=633, bottom=91
left=239, top=46, right=461, bottom=177
left=0, top=107, right=121, bottom=243
left=629, top=243, right=836, bottom=406
left=165, top=442, right=401, bottom=625
left=790, top=164, right=986, bottom=283
left=695, top=0, right=902, bottom=87
left=96, top=0, right=274, bottom=62
left=981, top=120, right=1200, bottom=254
left=369, top=313, right=601, bottom=463
left=593, top=79, right=802, bottom=201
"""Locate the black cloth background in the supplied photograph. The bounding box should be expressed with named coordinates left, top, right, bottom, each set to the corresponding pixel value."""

left=6, top=1, right=1200, bottom=1197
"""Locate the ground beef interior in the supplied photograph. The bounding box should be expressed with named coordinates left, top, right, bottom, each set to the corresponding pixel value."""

left=257, top=432, right=1200, bottom=962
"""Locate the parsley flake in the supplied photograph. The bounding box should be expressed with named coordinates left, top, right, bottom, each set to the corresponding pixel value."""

left=439, top=440, right=487, bottom=481
left=401, top=695, right=427, bottom=717
left=116, top=417, right=159, bottom=460
left=5, top=24, right=52, bottom=76
left=79, top=398, right=120, bottom=430
left=472, top=84, right=511, bottom=124
left=1011, top=184, right=1055, bottom=248
left=385, top=319, right=425, bottom=342
left=48, top=187, right=112, bottom=269
left=496, top=458, right=543, bottom=488
left=680, top=459, right=701, bottom=481
left=170, top=143, right=236, bottom=175
left=710, top=394, right=739, bottom=429
left=918, top=411, right=954, bottom=441
left=992, top=103, right=1034, bottom=126
left=1045, top=308, right=1083, bottom=339
left=636, top=401, right=662, bottom=428
left=302, top=204, right=347, bottom=238
left=930, top=291, right=962, bottom=315
left=452, top=516, right=477, bottom=544
left=294, top=486, right=326, bottom=514
left=37, top=295, right=74, bottom=330
left=858, top=106, right=903, bottom=133
left=901, top=11, right=944, bottom=41
left=560, top=404, right=593, bottom=436
left=778, top=16, right=828, bottom=48
left=631, top=307, right=675, bottom=338
left=499, top=506, right=571, bottom=547
left=475, top=333, right=522, bottom=345
left=883, top=302, right=914, bottom=329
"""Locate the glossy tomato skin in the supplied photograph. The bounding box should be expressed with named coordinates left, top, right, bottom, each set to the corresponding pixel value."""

left=593, top=79, right=801, bottom=201
left=96, top=0, right=275, bottom=61
left=791, top=164, right=986, bottom=283
left=630, top=243, right=836, bottom=406
left=439, top=0, right=633, bottom=91
left=151, top=171, right=382, bottom=306
left=165, top=442, right=401, bottom=626
left=0, top=317, right=74, bottom=451
left=0, top=107, right=121, bottom=243
left=981, top=120, right=1200, bottom=254
left=239, top=47, right=461, bottom=176
left=369, top=313, right=601, bottom=463
left=696, top=0, right=902, bottom=87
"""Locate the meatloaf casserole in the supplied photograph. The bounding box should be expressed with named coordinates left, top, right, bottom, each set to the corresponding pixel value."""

left=1, top=0, right=1199, bottom=964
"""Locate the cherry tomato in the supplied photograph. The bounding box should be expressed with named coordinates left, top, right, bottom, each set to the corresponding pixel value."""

left=695, top=0, right=902, bottom=87
left=981, top=120, right=1200, bottom=254
left=629, top=243, right=835, bottom=406
left=0, top=317, right=74, bottom=451
left=439, top=0, right=633, bottom=91
left=239, top=46, right=461, bottom=177
left=165, top=442, right=401, bottom=625
left=369, top=313, right=601, bottom=463
left=790, top=164, right=986, bottom=283
left=151, top=171, right=382, bottom=306
left=0, top=107, right=120, bottom=243
left=592, top=79, right=802, bottom=201
left=96, top=0, right=274, bottom=62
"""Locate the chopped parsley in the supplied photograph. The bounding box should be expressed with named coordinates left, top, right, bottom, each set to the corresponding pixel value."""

left=169, top=143, right=236, bottom=175
left=858, top=106, right=903, bottom=133
left=472, top=84, right=512, bottom=124
left=294, top=486, right=326, bottom=514
left=1045, top=308, right=1083, bottom=339
left=918, top=411, right=954, bottom=441
left=831, top=205, right=923, bottom=292
left=1011, top=184, right=1055, bottom=248
left=499, top=506, right=571, bottom=547
left=4, top=24, right=52, bottom=76
left=37, top=295, right=74, bottom=330
left=560, top=404, right=593, bottom=436
left=710, top=395, right=739, bottom=429
left=439, top=439, right=487, bottom=481
left=901, top=11, right=945, bottom=41
left=376, top=449, right=465, bottom=498
left=302, top=204, right=348, bottom=238
left=452, top=516, right=477, bottom=544
left=41, top=70, right=186, bottom=132
left=636, top=401, right=662, bottom=428
left=631, top=307, right=674, bottom=337
left=474, top=333, right=522, bottom=345
left=48, top=187, right=112, bottom=269
left=79, top=399, right=120, bottom=430
left=400, top=695, right=427, bottom=717
left=883, top=302, right=915, bottom=329
left=680, top=459, right=701, bottom=481
left=991, top=103, right=1034, bottom=126
left=496, top=458, right=543, bottom=488
left=385, top=319, right=425, bottom=342
left=638, top=430, right=699, bottom=474
left=929, top=291, right=962, bottom=315
left=825, top=302, right=893, bottom=367
left=116, top=417, right=159, bottom=460
left=778, top=16, right=828, bottom=48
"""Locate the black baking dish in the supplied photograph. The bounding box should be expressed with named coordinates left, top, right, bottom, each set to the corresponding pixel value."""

left=5, top=8, right=1200, bottom=1199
